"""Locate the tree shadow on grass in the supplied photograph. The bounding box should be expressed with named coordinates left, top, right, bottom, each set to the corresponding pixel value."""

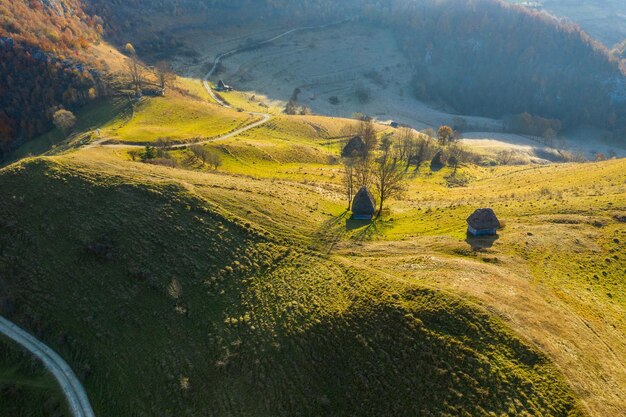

left=314, top=211, right=349, bottom=253
left=347, top=218, right=392, bottom=241
left=465, top=233, right=499, bottom=250
left=430, top=163, right=445, bottom=173
left=346, top=218, right=372, bottom=231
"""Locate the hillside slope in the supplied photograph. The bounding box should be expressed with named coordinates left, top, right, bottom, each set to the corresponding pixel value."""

left=0, top=0, right=114, bottom=156
left=0, top=157, right=583, bottom=417
left=0, top=336, right=70, bottom=417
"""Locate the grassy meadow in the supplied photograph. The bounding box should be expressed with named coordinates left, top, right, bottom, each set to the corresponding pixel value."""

left=102, top=94, right=258, bottom=144
left=0, top=337, right=69, bottom=417
left=0, top=78, right=624, bottom=416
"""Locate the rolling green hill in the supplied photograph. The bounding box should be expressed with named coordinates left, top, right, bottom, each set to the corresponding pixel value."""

left=0, top=156, right=585, bottom=417
left=0, top=337, right=69, bottom=417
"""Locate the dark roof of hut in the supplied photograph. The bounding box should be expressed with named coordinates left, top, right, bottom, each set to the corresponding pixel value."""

left=352, top=186, right=376, bottom=215
left=467, top=208, right=500, bottom=230
left=217, top=80, right=226, bottom=87
left=431, top=149, right=446, bottom=167
left=342, top=136, right=366, bottom=158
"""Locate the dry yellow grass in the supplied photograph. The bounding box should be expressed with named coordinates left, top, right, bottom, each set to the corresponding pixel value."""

left=66, top=144, right=626, bottom=416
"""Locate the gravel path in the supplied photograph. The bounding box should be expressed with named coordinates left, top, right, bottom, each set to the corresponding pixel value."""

left=0, top=315, right=96, bottom=417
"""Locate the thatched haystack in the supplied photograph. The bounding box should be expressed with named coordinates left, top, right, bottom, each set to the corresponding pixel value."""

left=352, top=186, right=376, bottom=220
left=467, top=208, right=500, bottom=236
left=431, top=149, right=446, bottom=169
left=342, top=136, right=366, bottom=158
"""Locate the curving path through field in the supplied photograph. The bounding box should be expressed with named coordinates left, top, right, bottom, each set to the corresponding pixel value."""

left=93, top=20, right=348, bottom=150
left=0, top=315, right=96, bottom=417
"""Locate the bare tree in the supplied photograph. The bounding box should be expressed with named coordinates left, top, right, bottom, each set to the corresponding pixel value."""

left=447, top=143, right=475, bottom=165
left=52, top=109, right=77, bottom=136
left=126, top=57, right=144, bottom=93
left=155, top=137, right=172, bottom=158
left=374, top=140, right=406, bottom=216
left=190, top=144, right=208, bottom=165
left=154, top=61, right=175, bottom=91
left=412, top=135, right=436, bottom=172
left=354, top=156, right=374, bottom=190
left=342, top=157, right=356, bottom=210
left=496, top=149, right=516, bottom=165
left=206, top=151, right=223, bottom=170
left=359, top=117, right=378, bottom=154
left=448, top=155, right=459, bottom=175
left=396, top=127, right=416, bottom=167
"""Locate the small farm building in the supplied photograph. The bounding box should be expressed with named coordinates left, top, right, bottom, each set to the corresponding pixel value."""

left=467, top=208, right=500, bottom=236
left=216, top=80, right=233, bottom=91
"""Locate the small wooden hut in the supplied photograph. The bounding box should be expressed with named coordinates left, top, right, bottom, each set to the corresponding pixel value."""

left=216, top=80, right=233, bottom=91
left=352, top=187, right=376, bottom=220
left=467, top=208, right=500, bottom=236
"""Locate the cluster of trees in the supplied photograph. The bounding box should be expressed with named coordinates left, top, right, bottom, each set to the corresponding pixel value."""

left=504, top=112, right=562, bottom=138
left=129, top=139, right=223, bottom=170
left=189, top=144, right=223, bottom=169
left=284, top=88, right=312, bottom=115
left=341, top=118, right=472, bottom=215
left=0, top=39, right=101, bottom=157
left=123, top=43, right=176, bottom=94
left=0, top=0, right=105, bottom=157
left=0, top=0, right=102, bottom=53
left=341, top=119, right=406, bottom=215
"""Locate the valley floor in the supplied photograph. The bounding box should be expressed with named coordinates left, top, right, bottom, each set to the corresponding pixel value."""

left=178, top=21, right=626, bottom=159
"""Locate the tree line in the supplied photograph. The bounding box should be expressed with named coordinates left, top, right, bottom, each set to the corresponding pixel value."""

left=0, top=39, right=102, bottom=158
left=0, top=0, right=105, bottom=157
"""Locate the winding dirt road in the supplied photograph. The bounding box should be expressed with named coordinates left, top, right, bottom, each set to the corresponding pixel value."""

left=0, top=315, right=96, bottom=417
left=94, top=21, right=348, bottom=150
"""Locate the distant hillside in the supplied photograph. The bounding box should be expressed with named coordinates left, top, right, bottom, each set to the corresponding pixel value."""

left=509, top=0, right=626, bottom=48
left=0, top=0, right=104, bottom=157
left=365, top=0, right=626, bottom=130
left=86, top=0, right=626, bottom=131
left=3, top=0, right=626, bottom=156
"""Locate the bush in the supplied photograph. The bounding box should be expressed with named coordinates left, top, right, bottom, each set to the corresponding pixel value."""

left=140, top=146, right=156, bottom=161
left=206, top=151, right=223, bottom=170
left=52, top=109, right=77, bottom=136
